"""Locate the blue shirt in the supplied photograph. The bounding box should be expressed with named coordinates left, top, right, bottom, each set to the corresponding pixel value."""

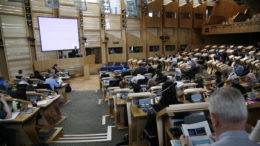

left=121, top=68, right=128, bottom=73
left=212, top=130, right=258, bottom=146
left=45, top=77, right=59, bottom=90
left=235, top=65, right=243, bottom=76
left=0, top=80, right=7, bottom=91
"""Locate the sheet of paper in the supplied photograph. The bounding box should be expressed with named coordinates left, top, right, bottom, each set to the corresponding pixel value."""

left=37, top=100, right=48, bottom=106
left=0, top=112, right=20, bottom=121
left=182, top=121, right=213, bottom=146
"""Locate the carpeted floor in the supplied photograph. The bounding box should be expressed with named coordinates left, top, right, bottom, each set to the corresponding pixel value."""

left=49, top=90, right=127, bottom=146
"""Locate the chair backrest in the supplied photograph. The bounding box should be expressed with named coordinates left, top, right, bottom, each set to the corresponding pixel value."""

left=36, top=83, right=52, bottom=90
left=115, top=62, right=121, bottom=66
left=108, top=62, right=114, bottom=66
left=137, top=78, right=148, bottom=85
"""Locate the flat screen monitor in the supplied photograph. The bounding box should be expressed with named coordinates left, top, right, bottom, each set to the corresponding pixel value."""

left=38, top=17, right=80, bottom=52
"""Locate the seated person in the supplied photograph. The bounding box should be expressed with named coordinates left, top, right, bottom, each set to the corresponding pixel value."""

left=153, top=70, right=167, bottom=84
left=121, top=65, right=128, bottom=73
left=52, top=64, right=59, bottom=74
left=106, top=68, right=113, bottom=78
left=173, top=66, right=182, bottom=79
left=16, top=69, right=24, bottom=79
left=234, top=61, right=244, bottom=76
left=152, top=81, right=180, bottom=112
left=59, top=51, right=67, bottom=59
left=175, top=76, right=184, bottom=88
left=119, top=80, right=128, bottom=88
left=245, top=73, right=258, bottom=89
left=132, top=83, right=141, bottom=93
left=18, top=77, right=29, bottom=85
left=227, top=67, right=237, bottom=80
left=134, top=63, right=147, bottom=75
left=231, top=79, right=246, bottom=97
left=0, top=77, right=7, bottom=91
left=146, top=64, right=155, bottom=75
left=214, top=71, right=224, bottom=88
left=0, top=94, right=12, bottom=119
left=194, top=74, right=204, bottom=88
left=131, top=73, right=145, bottom=84
left=31, top=71, right=44, bottom=81
left=0, top=94, right=16, bottom=146
left=180, top=87, right=259, bottom=146
left=70, top=47, right=82, bottom=58
left=45, top=74, right=60, bottom=91
left=147, top=79, right=156, bottom=90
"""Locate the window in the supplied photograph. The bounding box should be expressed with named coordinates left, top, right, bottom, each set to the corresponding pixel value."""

left=180, top=44, right=187, bottom=51
left=149, top=46, right=159, bottom=52
left=100, top=0, right=121, bottom=14
left=148, top=11, right=160, bottom=18
left=129, top=46, right=143, bottom=53
left=125, top=0, right=140, bottom=18
left=108, top=47, right=122, bottom=54
left=165, top=45, right=175, bottom=51
left=195, top=13, right=203, bottom=19
left=181, top=13, right=190, bottom=19
left=166, top=12, right=176, bottom=19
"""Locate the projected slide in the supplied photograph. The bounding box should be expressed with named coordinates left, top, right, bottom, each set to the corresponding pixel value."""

left=38, top=17, right=79, bottom=51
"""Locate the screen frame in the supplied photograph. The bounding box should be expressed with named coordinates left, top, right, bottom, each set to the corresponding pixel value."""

left=38, top=17, right=80, bottom=52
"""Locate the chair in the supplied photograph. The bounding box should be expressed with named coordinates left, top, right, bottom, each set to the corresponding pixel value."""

left=115, top=62, right=121, bottom=66
left=108, top=62, right=114, bottom=66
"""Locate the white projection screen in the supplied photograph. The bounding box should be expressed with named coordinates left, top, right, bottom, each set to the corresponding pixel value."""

left=38, top=17, right=80, bottom=51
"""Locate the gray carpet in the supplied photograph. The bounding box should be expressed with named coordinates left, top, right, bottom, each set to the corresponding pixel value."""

left=49, top=90, right=127, bottom=146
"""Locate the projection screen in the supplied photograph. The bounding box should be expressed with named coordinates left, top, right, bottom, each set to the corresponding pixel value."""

left=38, top=17, right=80, bottom=51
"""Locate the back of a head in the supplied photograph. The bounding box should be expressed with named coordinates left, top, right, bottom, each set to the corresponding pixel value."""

left=160, top=81, right=178, bottom=106
left=18, top=70, right=23, bottom=74
left=119, top=80, right=128, bottom=88
left=175, top=76, right=181, bottom=81
left=132, top=83, right=141, bottom=93
left=209, top=87, right=247, bottom=124
left=0, top=77, right=4, bottom=81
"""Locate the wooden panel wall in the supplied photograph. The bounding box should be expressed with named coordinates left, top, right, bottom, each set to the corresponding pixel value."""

left=145, top=0, right=162, bottom=28
left=106, top=34, right=125, bottom=63
left=0, top=1, right=33, bottom=80
left=147, top=32, right=162, bottom=57
left=163, top=28, right=178, bottom=55
left=126, top=33, right=146, bottom=60
left=163, top=1, right=179, bottom=28
left=83, top=3, right=101, bottom=48
left=179, top=3, right=193, bottom=28
left=193, top=3, right=206, bottom=28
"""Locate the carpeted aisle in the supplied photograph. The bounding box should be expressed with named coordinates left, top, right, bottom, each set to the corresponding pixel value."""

left=49, top=90, right=127, bottom=146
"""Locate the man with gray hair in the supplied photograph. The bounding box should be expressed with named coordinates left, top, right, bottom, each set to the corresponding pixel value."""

left=180, top=87, right=258, bottom=146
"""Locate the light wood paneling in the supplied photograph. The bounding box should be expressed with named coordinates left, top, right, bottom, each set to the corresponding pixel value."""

left=0, top=12, right=33, bottom=80
left=126, top=18, right=140, bottom=31
left=147, top=32, right=162, bottom=57
left=82, top=3, right=100, bottom=17
left=107, top=34, right=125, bottom=63
left=34, top=55, right=95, bottom=72
left=193, top=3, right=206, bottom=28
left=83, top=17, right=100, bottom=30
left=179, top=3, right=193, bottom=28
left=59, top=5, right=79, bottom=18
left=127, top=33, right=146, bottom=60
left=163, top=1, right=179, bottom=28
left=145, top=0, right=162, bottom=28
left=105, top=15, right=121, bottom=30
left=0, top=1, right=24, bottom=16
left=30, top=0, right=53, bottom=13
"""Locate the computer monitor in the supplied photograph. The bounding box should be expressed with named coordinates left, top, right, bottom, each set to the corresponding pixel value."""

left=117, top=92, right=129, bottom=99
left=132, top=97, right=154, bottom=108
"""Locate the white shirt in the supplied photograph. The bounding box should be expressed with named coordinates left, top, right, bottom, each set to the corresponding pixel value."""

left=175, top=68, right=182, bottom=77
left=131, top=74, right=145, bottom=84
left=176, top=81, right=184, bottom=88
left=18, top=81, right=29, bottom=85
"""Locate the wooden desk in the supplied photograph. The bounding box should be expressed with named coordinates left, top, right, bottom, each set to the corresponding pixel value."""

left=129, top=105, right=147, bottom=146
left=58, top=82, right=71, bottom=105
left=156, top=103, right=209, bottom=146
left=0, top=107, right=41, bottom=145
left=107, top=87, right=120, bottom=118
left=37, top=95, right=66, bottom=132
